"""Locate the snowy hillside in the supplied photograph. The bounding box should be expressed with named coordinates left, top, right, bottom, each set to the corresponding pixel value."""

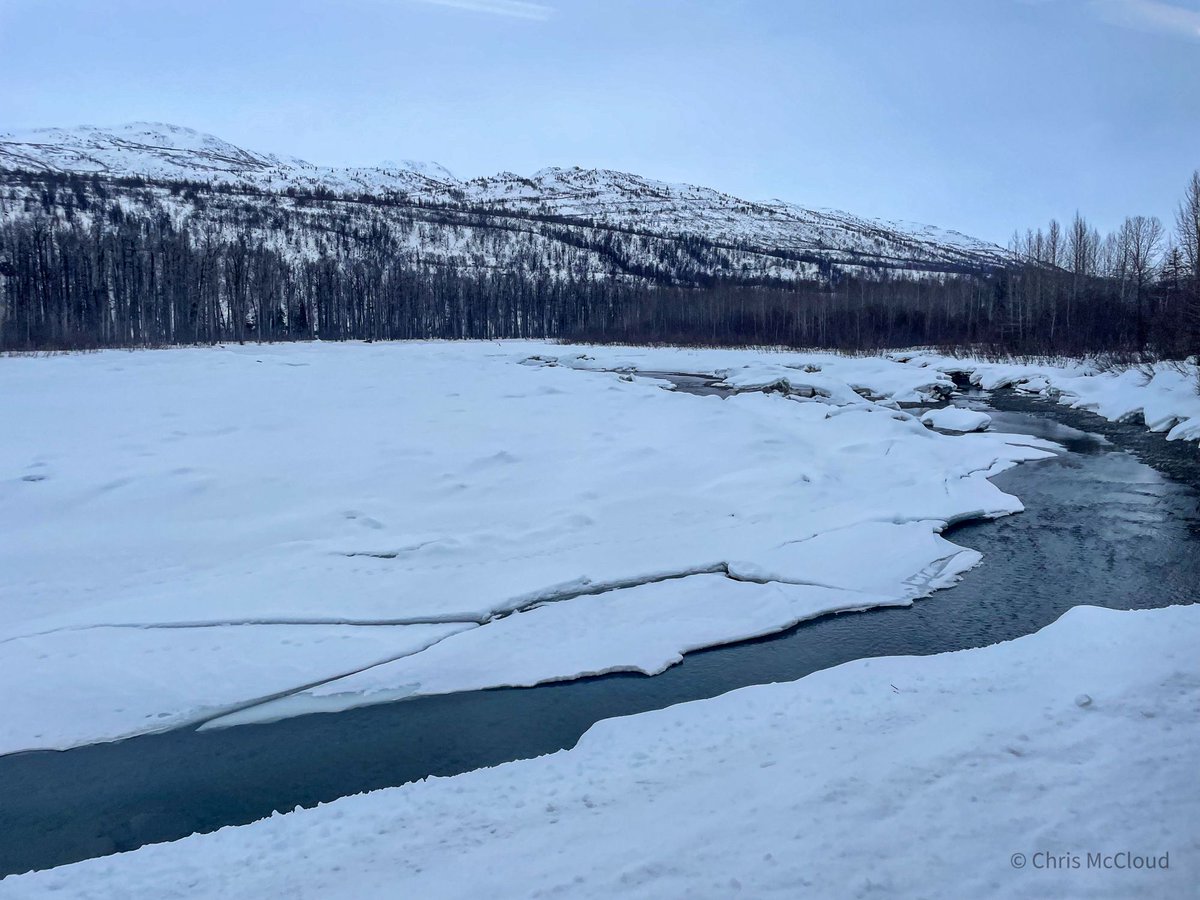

left=0, top=123, right=292, bottom=179
left=0, top=122, right=1010, bottom=279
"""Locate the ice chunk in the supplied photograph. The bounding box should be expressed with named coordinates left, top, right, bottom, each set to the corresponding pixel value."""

left=921, top=407, right=992, bottom=432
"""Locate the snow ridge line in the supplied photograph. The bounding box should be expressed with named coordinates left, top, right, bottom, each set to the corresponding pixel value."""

left=187, top=566, right=878, bottom=732
left=0, top=564, right=895, bottom=748
left=0, top=616, right=483, bottom=646
left=0, top=626, right=476, bottom=758
left=152, top=624, right=474, bottom=748
left=509, top=563, right=878, bottom=619
left=191, top=557, right=986, bottom=734
left=187, top=567, right=897, bottom=727
left=0, top=563, right=860, bottom=647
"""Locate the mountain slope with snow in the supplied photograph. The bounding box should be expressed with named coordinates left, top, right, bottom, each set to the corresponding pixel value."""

left=0, top=122, right=1009, bottom=279
left=0, top=123, right=288, bottom=179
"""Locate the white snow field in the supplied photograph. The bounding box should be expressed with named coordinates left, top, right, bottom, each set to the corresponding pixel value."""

left=2, top=341, right=1068, bottom=753
left=3, top=342, right=1198, bottom=754
left=5, top=339, right=1200, bottom=756
left=2, top=603, right=1196, bottom=899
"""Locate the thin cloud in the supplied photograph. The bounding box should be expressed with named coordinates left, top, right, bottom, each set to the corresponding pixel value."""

left=409, top=0, right=553, bottom=20
left=1095, top=0, right=1200, bottom=39
left=1017, top=0, right=1200, bottom=40
left=1092, top=0, right=1200, bottom=40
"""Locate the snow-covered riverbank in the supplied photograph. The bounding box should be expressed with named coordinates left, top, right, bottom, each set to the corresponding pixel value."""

left=3, top=340, right=1198, bottom=894
left=2, top=341, right=1062, bottom=753
left=5, top=342, right=1198, bottom=752
left=899, top=352, right=1200, bottom=445
left=3, top=603, right=1195, bottom=899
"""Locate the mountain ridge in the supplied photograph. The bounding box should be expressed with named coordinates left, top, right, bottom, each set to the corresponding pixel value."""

left=0, top=121, right=1010, bottom=279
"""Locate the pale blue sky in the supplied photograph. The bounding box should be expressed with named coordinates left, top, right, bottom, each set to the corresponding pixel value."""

left=1, top=0, right=1197, bottom=243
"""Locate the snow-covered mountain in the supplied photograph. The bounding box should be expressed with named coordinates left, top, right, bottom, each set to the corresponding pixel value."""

left=0, top=123, right=294, bottom=179
left=0, top=122, right=1009, bottom=281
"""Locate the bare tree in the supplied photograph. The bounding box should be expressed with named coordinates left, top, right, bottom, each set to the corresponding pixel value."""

left=1177, top=171, right=1200, bottom=355
left=1046, top=219, right=1063, bottom=269
left=1065, top=212, right=1100, bottom=335
left=1119, top=215, right=1164, bottom=347
left=1178, top=170, right=1200, bottom=279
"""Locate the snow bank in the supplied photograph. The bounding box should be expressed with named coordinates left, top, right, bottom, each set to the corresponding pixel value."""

left=901, top=353, right=1200, bottom=446
left=558, top=348, right=957, bottom=404
left=0, top=342, right=1056, bottom=752
left=6, top=603, right=1196, bottom=898
left=203, top=575, right=908, bottom=728
left=0, top=623, right=468, bottom=751
left=922, top=407, right=992, bottom=433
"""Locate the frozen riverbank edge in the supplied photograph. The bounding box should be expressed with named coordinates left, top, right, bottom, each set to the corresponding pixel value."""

left=4, top=342, right=1064, bottom=754
left=898, top=351, right=1200, bottom=447
left=1, top=342, right=1197, bottom=753
left=3, top=602, right=1197, bottom=899
left=2, top=342, right=1197, bottom=894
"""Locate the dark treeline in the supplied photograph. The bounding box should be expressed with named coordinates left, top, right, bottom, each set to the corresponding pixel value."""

left=585, top=172, right=1200, bottom=358
left=0, top=210, right=627, bottom=347
left=2, top=170, right=1198, bottom=358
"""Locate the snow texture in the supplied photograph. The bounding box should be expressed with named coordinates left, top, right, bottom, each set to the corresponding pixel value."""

left=4, top=604, right=1196, bottom=899
left=0, top=341, right=1058, bottom=753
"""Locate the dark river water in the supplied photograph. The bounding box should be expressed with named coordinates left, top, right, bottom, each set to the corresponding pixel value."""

left=1, top=386, right=1198, bottom=878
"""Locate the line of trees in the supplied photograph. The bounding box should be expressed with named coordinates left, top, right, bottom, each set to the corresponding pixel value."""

left=0, top=211, right=630, bottom=348
left=1, top=169, right=1197, bottom=358
left=1000, top=176, right=1200, bottom=357
left=577, top=174, right=1200, bottom=357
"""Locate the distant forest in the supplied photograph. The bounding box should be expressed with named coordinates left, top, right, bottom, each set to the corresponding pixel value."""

left=1, top=169, right=1198, bottom=359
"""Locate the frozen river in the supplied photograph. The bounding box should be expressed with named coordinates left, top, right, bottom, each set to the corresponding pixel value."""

left=1, top=387, right=1197, bottom=877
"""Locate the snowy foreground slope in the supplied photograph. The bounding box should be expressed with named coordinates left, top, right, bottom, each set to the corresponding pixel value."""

left=3, top=604, right=1197, bottom=899
left=1, top=341, right=1067, bottom=754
